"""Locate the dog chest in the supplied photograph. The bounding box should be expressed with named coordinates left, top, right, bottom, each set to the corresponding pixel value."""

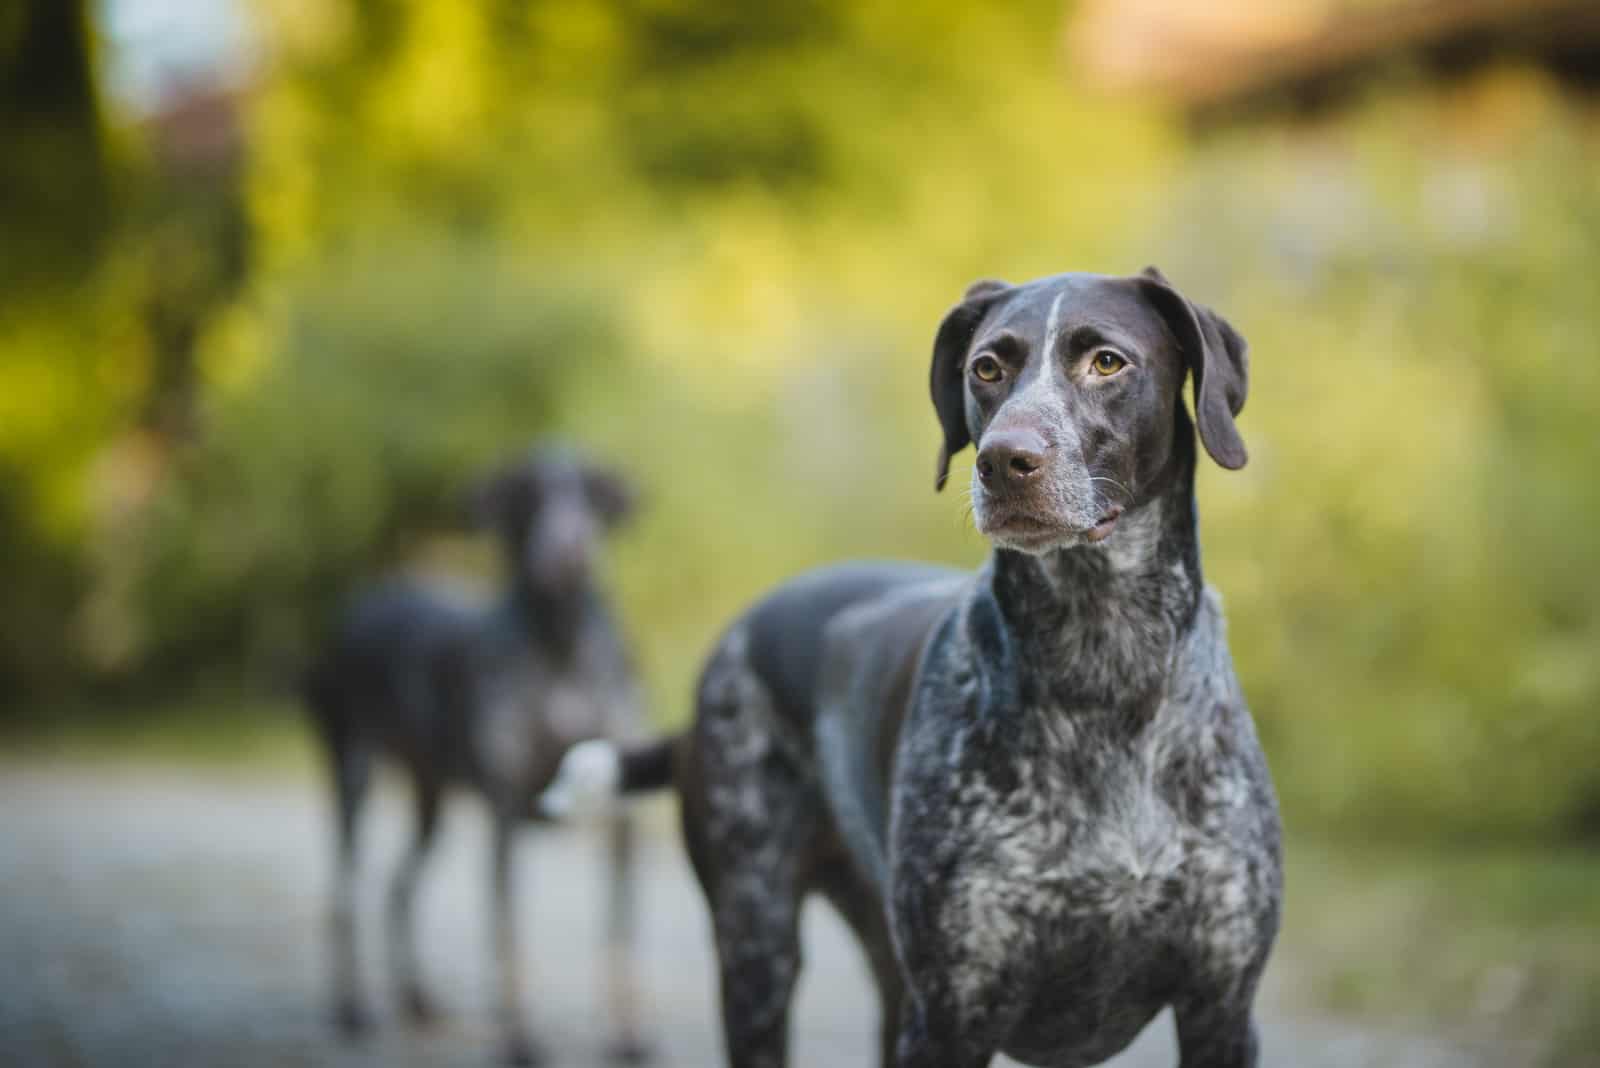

left=913, top=700, right=1267, bottom=993
left=948, top=738, right=1189, bottom=925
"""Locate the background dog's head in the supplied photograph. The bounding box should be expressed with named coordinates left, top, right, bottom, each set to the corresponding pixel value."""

left=931, top=268, right=1249, bottom=554
left=473, top=445, right=637, bottom=598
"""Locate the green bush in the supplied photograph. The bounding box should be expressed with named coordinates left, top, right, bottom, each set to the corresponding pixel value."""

left=1150, top=89, right=1600, bottom=840
left=124, top=240, right=616, bottom=681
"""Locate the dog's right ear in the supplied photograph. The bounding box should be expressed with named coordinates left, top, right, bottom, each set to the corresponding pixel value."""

left=931, top=279, right=1011, bottom=491
left=469, top=465, right=517, bottom=531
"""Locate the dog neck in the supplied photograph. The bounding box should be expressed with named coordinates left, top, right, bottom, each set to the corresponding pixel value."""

left=983, top=432, right=1203, bottom=710
left=507, top=578, right=594, bottom=666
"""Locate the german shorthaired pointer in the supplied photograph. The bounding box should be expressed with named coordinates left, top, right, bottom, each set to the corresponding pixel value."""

left=306, top=445, right=651, bottom=1066
left=548, top=269, right=1282, bottom=1068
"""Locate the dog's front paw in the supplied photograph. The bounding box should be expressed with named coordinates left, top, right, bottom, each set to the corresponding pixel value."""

left=333, top=998, right=373, bottom=1039
left=503, top=1033, right=547, bottom=1067
left=401, top=983, right=439, bottom=1029
left=539, top=739, right=621, bottom=820
left=605, top=1036, right=655, bottom=1065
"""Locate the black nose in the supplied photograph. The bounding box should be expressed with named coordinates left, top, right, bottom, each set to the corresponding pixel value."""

left=976, top=429, right=1047, bottom=492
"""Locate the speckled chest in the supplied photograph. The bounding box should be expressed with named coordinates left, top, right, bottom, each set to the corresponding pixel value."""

left=888, top=602, right=1279, bottom=1061
left=907, top=696, right=1240, bottom=951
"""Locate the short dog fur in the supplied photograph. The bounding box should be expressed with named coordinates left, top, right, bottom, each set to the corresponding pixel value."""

left=306, top=445, right=651, bottom=1066
left=551, top=269, right=1282, bottom=1068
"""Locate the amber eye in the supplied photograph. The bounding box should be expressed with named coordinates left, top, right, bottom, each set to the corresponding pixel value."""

left=970, top=353, right=1004, bottom=383
left=1090, top=349, right=1127, bottom=376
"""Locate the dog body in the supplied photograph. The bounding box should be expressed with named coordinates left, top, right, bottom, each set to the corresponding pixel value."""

left=322, top=578, right=636, bottom=807
left=889, top=507, right=1278, bottom=1068
left=306, top=446, right=648, bottom=1065
left=561, top=269, right=1281, bottom=1067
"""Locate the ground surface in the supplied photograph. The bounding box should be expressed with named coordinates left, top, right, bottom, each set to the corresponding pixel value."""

left=0, top=763, right=1523, bottom=1067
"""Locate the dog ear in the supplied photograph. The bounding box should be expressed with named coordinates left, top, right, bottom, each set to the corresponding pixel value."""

left=931, top=279, right=1012, bottom=490
left=469, top=464, right=518, bottom=531
left=1136, top=266, right=1249, bottom=470
left=583, top=464, right=638, bottom=528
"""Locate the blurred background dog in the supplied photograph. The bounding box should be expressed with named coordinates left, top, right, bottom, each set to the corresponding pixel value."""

left=306, top=445, right=648, bottom=1065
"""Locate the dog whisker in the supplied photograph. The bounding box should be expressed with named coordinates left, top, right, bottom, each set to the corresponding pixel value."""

left=1089, top=475, right=1133, bottom=505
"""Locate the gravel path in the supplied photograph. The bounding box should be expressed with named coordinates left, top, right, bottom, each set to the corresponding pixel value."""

left=0, top=763, right=1509, bottom=1067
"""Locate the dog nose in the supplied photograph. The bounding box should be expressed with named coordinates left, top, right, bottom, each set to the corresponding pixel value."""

left=976, top=430, right=1047, bottom=491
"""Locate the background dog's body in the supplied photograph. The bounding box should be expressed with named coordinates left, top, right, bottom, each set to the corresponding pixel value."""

left=556, top=270, right=1282, bottom=1067
left=313, top=579, right=635, bottom=809
left=306, top=446, right=649, bottom=1066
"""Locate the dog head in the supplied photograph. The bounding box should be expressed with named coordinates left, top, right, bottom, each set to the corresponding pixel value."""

left=473, top=445, right=637, bottom=598
left=930, top=268, right=1248, bottom=554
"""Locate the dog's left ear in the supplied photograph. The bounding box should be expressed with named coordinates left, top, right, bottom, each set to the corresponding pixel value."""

left=1136, top=266, right=1250, bottom=470
left=931, top=278, right=1013, bottom=490
left=583, top=464, right=638, bottom=528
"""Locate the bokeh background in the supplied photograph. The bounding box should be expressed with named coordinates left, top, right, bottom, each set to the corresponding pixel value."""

left=3, top=1, right=1599, bottom=1065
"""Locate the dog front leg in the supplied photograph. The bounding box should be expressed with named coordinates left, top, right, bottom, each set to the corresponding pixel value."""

left=893, top=994, right=1001, bottom=1068
left=388, top=775, right=441, bottom=1026
left=325, top=734, right=372, bottom=1037
left=889, top=855, right=1023, bottom=1068
left=603, top=808, right=651, bottom=1063
left=491, top=809, right=541, bottom=1066
left=1173, top=996, right=1260, bottom=1068
left=329, top=835, right=367, bottom=1035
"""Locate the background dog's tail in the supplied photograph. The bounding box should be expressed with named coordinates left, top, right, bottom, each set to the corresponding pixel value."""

left=540, top=735, right=678, bottom=819
left=616, top=735, right=677, bottom=793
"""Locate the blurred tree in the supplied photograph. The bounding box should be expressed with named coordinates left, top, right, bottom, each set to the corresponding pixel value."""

left=0, top=1, right=250, bottom=700
left=0, top=0, right=115, bottom=699
left=0, top=0, right=111, bottom=294
left=136, top=84, right=250, bottom=444
left=125, top=241, right=611, bottom=682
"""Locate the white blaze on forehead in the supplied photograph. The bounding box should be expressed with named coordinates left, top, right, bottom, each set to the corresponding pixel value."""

left=1013, top=291, right=1067, bottom=405
left=1041, top=292, right=1065, bottom=379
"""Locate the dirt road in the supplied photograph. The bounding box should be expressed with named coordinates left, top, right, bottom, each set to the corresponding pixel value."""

left=0, top=763, right=1506, bottom=1067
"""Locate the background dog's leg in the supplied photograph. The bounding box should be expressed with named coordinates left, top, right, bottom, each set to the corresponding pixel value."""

left=602, top=808, right=650, bottom=1063
left=387, top=771, right=441, bottom=1027
left=322, top=720, right=372, bottom=1037
left=491, top=808, right=540, bottom=1066
left=1173, top=996, right=1260, bottom=1068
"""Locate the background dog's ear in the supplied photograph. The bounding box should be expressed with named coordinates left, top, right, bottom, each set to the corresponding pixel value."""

left=582, top=464, right=638, bottom=528
left=930, top=279, right=1011, bottom=490
left=1137, top=266, right=1250, bottom=470
left=467, top=466, right=512, bottom=534
left=468, top=464, right=518, bottom=531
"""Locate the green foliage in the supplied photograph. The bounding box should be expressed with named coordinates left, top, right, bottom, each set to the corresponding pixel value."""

left=1285, top=840, right=1600, bottom=1064
left=0, top=0, right=111, bottom=294
left=124, top=241, right=614, bottom=679
left=1149, top=82, right=1600, bottom=840
left=0, top=0, right=121, bottom=696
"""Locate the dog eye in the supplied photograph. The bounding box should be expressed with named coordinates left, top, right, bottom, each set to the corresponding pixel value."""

left=970, top=354, right=1004, bottom=383
left=1090, top=350, right=1127, bottom=376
